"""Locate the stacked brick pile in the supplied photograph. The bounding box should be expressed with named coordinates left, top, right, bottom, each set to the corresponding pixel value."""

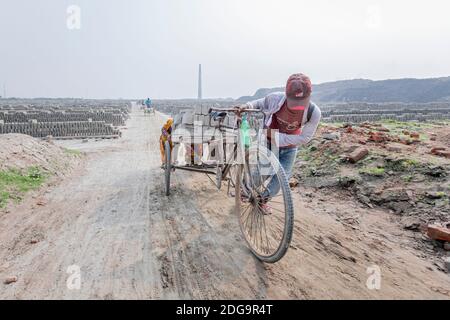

left=0, top=121, right=120, bottom=139
left=321, top=102, right=450, bottom=123
left=0, top=101, right=129, bottom=139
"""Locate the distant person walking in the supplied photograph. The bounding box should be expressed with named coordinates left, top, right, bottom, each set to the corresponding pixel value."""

left=145, top=98, right=152, bottom=109
left=144, top=98, right=155, bottom=115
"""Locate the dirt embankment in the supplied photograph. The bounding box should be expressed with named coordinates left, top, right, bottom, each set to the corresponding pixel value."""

left=0, top=133, right=80, bottom=172
left=0, top=133, right=82, bottom=211
left=293, top=121, right=450, bottom=272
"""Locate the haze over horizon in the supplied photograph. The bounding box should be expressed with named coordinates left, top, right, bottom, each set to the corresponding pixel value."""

left=1, top=0, right=450, bottom=99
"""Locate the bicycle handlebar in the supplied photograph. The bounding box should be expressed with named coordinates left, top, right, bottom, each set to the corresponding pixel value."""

left=209, top=107, right=262, bottom=116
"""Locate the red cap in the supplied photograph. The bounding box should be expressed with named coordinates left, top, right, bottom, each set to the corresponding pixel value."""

left=286, top=73, right=312, bottom=100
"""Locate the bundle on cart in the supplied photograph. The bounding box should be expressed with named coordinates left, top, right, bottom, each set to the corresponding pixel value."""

left=170, top=106, right=237, bottom=166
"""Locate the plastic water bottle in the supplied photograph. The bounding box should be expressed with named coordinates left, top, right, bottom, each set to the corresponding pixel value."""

left=241, top=114, right=251, bottom=147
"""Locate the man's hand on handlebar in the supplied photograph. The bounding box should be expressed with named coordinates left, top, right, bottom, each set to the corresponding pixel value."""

left=232, top=104, right=248, bottom=112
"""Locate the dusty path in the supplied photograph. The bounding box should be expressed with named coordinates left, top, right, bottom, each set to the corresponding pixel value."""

left=1, top=104, right=449, bottom=299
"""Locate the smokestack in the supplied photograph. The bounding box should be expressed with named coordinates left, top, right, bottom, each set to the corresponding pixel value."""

left=198, top=64, right=202, bottom=100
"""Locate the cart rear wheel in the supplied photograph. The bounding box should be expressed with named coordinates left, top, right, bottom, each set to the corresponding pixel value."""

left=216, top=164, right=222, bottom=190
left=164, top=141, right=171, bottom=196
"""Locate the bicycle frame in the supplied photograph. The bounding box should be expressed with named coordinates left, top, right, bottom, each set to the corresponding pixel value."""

left=211, top=107, right=265, bottom=182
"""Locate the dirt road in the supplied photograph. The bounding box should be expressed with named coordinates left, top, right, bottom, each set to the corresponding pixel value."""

left=1, top=104, right=449, bottom=299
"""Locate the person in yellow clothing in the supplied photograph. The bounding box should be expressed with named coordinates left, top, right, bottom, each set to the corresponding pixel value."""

left=160, top=118, right=174, bottom=166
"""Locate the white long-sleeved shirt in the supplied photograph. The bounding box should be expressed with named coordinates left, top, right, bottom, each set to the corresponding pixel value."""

left=246, top=92, right=322, bottom=148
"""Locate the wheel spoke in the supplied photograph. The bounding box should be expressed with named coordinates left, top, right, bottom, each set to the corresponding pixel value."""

left=266, top=200, right=285, bottom=205
left=261, top=213, right=272, bottom=254
left=241, top=203, right=253, bottom=230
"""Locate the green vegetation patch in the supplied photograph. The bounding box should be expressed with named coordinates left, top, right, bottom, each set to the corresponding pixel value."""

left=359, top=167, right=385, bottom=177
left=378, top=120, right=436, bottom=142
left=0, top=167, right=47, bottom=208
left=323, top=122, right=344, bottom=128
left=401, top=159, right=419, bottom=168
left=356, top=155, right=378, bottom=167
left=385, top=158, right=420, bottom=172
left=436, top=191, right=447, bottom=198
left=298, top=143, right=341, bottom=177
left=402, top=174, right=414, bottom=182
left=64, top=148, right=81, bottom=156
left=380, top=119, right=435, bottom=130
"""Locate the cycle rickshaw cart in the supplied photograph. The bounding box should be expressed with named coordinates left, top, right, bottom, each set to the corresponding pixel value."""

left=162, top=107, right=294, bottom=263
left=144, top=107, right=156, bottom=115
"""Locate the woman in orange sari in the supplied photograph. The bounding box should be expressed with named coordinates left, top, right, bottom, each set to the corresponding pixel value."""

left=159, top=118, right=174, bottom=165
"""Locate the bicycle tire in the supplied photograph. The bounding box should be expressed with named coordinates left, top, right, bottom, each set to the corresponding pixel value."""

left=235, top=146, right=294, bottom=263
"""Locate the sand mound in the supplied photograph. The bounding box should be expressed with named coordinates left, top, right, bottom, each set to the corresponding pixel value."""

left=0, top=134, right=79, bottom=174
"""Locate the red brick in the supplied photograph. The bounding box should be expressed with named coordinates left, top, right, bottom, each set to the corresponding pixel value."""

left=368, top=132, right=387, bottom=143
left=347, top=147, right=369, bottom=163
left=427, top=225, right=450, bottom=242
left=399, top=138, right=412, bottom=145
left=358, top=139, right=367, bottom=145
left=431, top=147, right=446, bottom=153
left=4, top=276, right=18, bottom=285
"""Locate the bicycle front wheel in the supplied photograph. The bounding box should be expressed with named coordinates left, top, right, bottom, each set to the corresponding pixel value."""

left=235, top=145, right=294, bottom=263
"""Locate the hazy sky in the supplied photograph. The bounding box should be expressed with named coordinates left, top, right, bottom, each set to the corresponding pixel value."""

left=1, top=0, right=450, bottom=99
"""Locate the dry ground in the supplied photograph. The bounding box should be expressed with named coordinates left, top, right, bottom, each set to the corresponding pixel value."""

left=0, top=104, right=449, bottom=299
